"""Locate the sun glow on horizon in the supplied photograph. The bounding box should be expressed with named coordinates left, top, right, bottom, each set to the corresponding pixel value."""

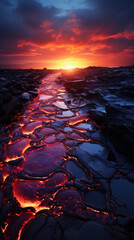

left=49, top=58, right=88, bottom=70
left=60, top=60, right=77, bottom=70
left=63, top=64, right=75, bottom=70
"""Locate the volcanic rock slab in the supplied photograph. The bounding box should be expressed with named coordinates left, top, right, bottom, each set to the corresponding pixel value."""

left=22, top=142, right=66, bottom=176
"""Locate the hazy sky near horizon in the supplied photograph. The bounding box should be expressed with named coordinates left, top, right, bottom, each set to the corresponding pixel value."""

left=0, top=0, right=134, bottom=68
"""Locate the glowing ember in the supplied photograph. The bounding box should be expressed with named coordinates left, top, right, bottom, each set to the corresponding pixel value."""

left=12, top=173, right=68, bottom=209
left=69, top=132, right=85, bottom=141
left=41, top=106, right=56, bottom=113
left=36, top=126, right=56, bottom=136
left=39, top=94, right=53, bottom=101
left=6, top=138, right=30, bottom=160
left=22, top=121, right=42, bottom=134
left=45, top=172, right=67, bottom=187
left=44, top=135, right=56, bottom=143
left=18, top=117, right=29, bottom=126
left=4, top=213, right=33, bottom=240
left=22, top=142, right=66, bottom=176
left=69, top=114, right=89, bottom=125
left=0, top=72, right=123, bottom=239
left=54, top=188, right=82, bottom=211
left=30, top=112, right=50, bottom=121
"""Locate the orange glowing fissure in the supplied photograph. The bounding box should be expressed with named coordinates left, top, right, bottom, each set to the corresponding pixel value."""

left=3, top=73, right=70, bottom=216
left=17, top=216, right=34, bottom=240
left=1, top=73, right=113, bottom=240
left=5, top=138, right=31, bottom=162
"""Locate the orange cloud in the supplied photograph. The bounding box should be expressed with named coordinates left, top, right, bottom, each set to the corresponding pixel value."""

left=40, top=20, right=53, bottom=28
left=90, top=30, right=134, bottom=41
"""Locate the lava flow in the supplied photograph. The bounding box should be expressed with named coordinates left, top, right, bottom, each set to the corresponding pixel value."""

left=0, top=72, right=129, bottom=240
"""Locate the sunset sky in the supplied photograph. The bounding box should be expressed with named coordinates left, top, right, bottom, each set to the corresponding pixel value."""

left=0, top=0, right=134, bottom=69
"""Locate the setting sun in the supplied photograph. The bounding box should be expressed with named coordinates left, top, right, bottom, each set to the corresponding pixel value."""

left=59, top=59, right=77, bottom=70
left=49, top=58, right=88, bottom=70
left=66, top=65, right=75, bottom=70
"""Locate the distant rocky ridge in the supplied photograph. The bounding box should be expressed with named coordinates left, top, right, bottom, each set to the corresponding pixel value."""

left=58, top=66, right=134, bottom=161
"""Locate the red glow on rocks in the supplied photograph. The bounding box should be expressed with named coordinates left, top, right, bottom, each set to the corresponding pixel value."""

left=12, top=173, right=68, bottom=210
left=36, top=127, right=56, bottom=136
left=22, top=121, right=42, bottom=134
left=6, top=138, right=30, bottom=161
left=69, top=114, right=89, bottom=125
left=22, top=142, right=66, bottom=176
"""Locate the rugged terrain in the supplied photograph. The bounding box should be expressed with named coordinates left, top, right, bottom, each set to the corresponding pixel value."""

left=0, top=68, right=52, bottom=126
left=0, top=67, right=134, bottom=240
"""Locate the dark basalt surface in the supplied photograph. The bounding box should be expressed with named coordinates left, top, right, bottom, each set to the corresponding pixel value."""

left=59, top=66, right=134, bottom=161
left=0, top=69, right=134, bottom=240
left=0, top=69, right=52, bottom=126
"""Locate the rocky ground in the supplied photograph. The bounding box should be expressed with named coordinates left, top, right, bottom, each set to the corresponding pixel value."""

left=0, top=68, right=52, bottom=126
left=59, top=66, right=134, bottom=161
left=0, top=68, right=134, bottom=240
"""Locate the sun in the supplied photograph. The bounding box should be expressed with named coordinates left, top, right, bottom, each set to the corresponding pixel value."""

left=53, top=58, right=87, bottom=70
left=66, top=65, right=75, bottom=69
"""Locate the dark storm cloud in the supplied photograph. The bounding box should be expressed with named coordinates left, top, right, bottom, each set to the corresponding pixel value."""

left=73, top=0, right=134, bottom=35
left=0, top=0, right=60, bottom=54
left=0, top=0, right=12, bottom=6
left=0, top=0, right=25, bottom=39
left=16, top=0, right=59, bottom=28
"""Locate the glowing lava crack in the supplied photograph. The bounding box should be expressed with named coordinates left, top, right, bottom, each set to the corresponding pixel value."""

left=0, top=72, right=125, bottom=240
